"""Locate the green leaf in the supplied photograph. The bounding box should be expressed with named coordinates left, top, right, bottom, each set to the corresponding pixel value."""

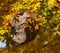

left=42, top=11, right=47, bottom=16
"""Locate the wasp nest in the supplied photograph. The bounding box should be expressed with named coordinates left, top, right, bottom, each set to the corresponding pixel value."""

left=10, top=11, right=38, bottom=45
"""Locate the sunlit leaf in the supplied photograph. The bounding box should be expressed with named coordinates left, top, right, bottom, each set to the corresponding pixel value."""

left=35, top=24, right=39, bottom=30
left=0, top=30, right=8, bottom=35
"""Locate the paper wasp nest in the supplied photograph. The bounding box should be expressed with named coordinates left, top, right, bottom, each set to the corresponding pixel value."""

left=10, top=11, right=38, bottom=44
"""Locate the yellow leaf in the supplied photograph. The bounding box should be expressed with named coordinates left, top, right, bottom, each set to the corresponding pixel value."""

left=0, top=30, right=8, bottom=35
left=48, top=0, right=55, bottom=4
left=35, top=24, right=39, bottom=30
left=36, top=18, right=42, bottom=21
left=33, top=2, right=40, bottom=11
left=30, top=0, right=35, bottom=3
left=6, top=15, right=13, bottom=20
left=35, top=2, right=40, bottom=7
left=39, top=23, right=43, bottom=26
left=23, top=0, right=29, bottom=3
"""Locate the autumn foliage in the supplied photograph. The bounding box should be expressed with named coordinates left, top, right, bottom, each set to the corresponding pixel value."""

left=0, top=0, right=60, bottom=53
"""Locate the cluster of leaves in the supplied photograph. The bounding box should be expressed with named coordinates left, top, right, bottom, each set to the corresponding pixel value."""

left=0, top=0, right=60, bottom=53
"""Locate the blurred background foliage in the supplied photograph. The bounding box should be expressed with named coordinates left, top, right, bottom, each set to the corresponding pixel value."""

left=0, top=0, right=60, bottom=53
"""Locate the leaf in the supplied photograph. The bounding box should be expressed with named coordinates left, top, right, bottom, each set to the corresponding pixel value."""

left=42, top=2, right=48, bottom=6
left=0, top=30, right=8, bottom=35
left=48, top=0, right=55, bottom=4
left=42, top=11, right=47, bottom=16
left=23, top=0, right=29, bottom=3
left=35, top=24, right=39, bottom=30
